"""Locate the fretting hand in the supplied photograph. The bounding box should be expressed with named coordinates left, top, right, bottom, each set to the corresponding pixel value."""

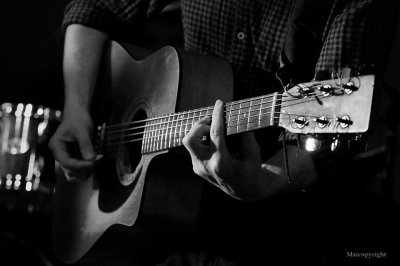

left=183, top=100, right=266, bottom=201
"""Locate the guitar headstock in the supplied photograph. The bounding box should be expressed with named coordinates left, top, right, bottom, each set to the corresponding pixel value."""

left=278, top=75, right=374, bottom=134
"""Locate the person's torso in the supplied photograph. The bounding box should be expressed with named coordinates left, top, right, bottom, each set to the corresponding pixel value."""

left=181, top=0, right=294, bottom=98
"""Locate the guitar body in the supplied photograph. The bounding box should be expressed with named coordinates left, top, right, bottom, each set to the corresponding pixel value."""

left=53, top=41, right=376, bottom=265
left=53, top=41, right=233, bottom=265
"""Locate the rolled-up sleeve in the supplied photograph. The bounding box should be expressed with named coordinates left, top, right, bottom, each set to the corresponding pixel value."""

left=316, top=0, right=400, bottom=76
left=296, top=0, right=400, bottom=187
left=62, top=0, right=174, bottom=34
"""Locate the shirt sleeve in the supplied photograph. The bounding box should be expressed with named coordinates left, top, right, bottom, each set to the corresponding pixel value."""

left=316, top=0, right=400, bottom=76
left=62, top=0, right=175, bottom=35
left=295, top=0, right=399, bottom=188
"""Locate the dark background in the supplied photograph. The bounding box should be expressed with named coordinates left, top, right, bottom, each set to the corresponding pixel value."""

left=0, top=1, right=70, bottom=265
left=0, top=1, right=399, bottom=265
left=0, top=0, right=69, bottom=109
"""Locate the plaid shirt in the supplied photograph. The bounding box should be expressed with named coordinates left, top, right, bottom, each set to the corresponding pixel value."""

left=63, top=0, right=399, bottom=181
left=63, top=0, right=399, bottom=96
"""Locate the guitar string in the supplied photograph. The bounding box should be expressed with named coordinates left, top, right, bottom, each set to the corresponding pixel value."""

left=105, top=91, right=347, bottom=150
left=102, top=93, right=280, bottom=130
left=102, top=86, right=340, bottom=131
left=103, top=91, right=321, bottom=132
left=105, top=115, right=335, bottom=152
left=104, top=111, right=337, bottom=149
left=103, top=97, right=336, bottom=145
left=103, top=89, right=340, bottom=138
left=104, top=110, right=321, bottom=144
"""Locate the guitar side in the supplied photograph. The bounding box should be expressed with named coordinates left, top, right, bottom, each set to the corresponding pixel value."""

left=52, top=41, right=234, bottom=265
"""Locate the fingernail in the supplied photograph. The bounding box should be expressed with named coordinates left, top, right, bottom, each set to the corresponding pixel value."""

left=215, top=100, right=222, bottom=106
left=93, top=155, right=103, bottom=162
left=84, top=152, right=96, bottom=161
left=87, top=154, right=103, bottom=162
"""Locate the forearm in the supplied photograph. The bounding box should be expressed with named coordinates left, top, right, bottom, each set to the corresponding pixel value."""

left=63, top=24, right=109, bottom=116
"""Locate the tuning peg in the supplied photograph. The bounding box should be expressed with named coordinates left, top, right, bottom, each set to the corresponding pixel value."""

left=342, top=81, right=358, bottom=94
left=314, top=117, right=329, bottom=128
left=319, top=84, right=335, bottom=96
left=292, top=117, right=308, bottom=128
left=336, top=116, right=353, bottom=128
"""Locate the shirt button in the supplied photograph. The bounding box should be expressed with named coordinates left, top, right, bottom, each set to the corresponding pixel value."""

left=237, top=32, right=245, bottom=40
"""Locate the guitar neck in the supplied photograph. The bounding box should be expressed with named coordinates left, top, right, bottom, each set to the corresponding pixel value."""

left=101, top=75, right=373, bottom=156
left=141, top=92, right=279, bottom=154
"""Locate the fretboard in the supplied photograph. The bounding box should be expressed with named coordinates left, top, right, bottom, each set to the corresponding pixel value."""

left=141, top=92, right=280, bottom=154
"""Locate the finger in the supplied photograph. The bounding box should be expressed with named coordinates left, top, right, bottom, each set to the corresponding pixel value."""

left=186, top=116, right=211, bottom=139
left=50, top=138, right=94, bottom=171
left=77, top=130, right=96, bottom=161
left=195, top=115, right=212, bottom=126
left=183, top=120, right=211, bottom=158
left=210, top=100, right=227, bottom=152
left=61, top=165, right=92, bottom=182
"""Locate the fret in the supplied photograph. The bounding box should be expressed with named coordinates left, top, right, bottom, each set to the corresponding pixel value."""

left=155, top=117, right=161, bottom=151
left=248, top=97, right=261, bottom=131
left=258, top=97, right=263, bottom=128
left=228, top=102, right=233, bottom=132
left=148, top=118, right=152, bottom=152
left=184, top=111, right=191, bottom=139
left=237, top=100, right=250, bottom=133
left=158, top=116, right=162, bottom=151
left=151, top=118, right=158, bottom=152
left=145, top=119, right=150, bottom=152
left=161, top=116, right=166, bottom=150
left=183, top=111, right=189, bottom=141
left=162, top=115, right=169, bottom=150
left=167, top=114, right=173, bottom=148
left=142, top=120, right=149, bottom=153
left=173, top=113, right=179, bottom=147
left=205, top=106, right=212, bottom=117
left=192, top=109, right=201, bottom=124
left=157, top=116, right=162, bottom=151
left=155, top=117, right=160, bottom=151
left=189, top=109, right=197, bottom=132
left=148, top=118, right=154, bottom=152
left=197, top=108, right=202, bottom=118
left=169, top=114, right=175, bottom=148
left=236, top=100, right=242, bottom=133
left=178, top=112, right=185, bottom=145
left=247, top=99, right=252, bottom=130
left=200, top=107, right=208, bottom=118
left=174, top=113, right=180, bottom=146
left=227, top=101, right=239, bottom=135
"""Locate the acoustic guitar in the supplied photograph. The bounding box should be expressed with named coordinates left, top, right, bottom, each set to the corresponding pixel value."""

left=52, top=41, right=375, bottom=265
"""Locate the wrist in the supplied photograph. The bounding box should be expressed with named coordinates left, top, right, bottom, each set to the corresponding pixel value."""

left=62, top=98, right=91, bottom=120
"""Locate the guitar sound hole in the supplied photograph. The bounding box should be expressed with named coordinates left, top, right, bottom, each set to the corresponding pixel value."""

left=126, top=109, right=147, bottom=171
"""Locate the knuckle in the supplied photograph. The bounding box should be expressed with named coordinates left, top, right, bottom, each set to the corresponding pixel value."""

left=192, top=164, right=204, bottom=177
left=210, top=127, right=221, bottom=137
left=182, top=135, right=190, bottom=146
